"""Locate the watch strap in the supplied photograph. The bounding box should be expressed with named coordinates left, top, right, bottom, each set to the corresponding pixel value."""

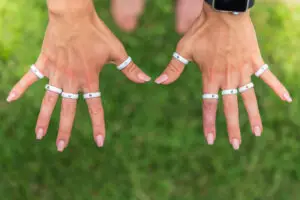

left=205, top=0, right=255, bottom=10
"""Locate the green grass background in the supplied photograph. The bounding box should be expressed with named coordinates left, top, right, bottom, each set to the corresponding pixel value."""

left=1, top=0, right=300, bottom=199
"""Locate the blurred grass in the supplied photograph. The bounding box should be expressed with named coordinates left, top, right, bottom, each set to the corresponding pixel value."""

left=1, top=0, right=300, bottom=199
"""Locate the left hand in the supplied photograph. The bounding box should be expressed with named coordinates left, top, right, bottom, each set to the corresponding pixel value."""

left=155, top=3, right=292, bottom=150
left=7, top=0, right=150, bottom=152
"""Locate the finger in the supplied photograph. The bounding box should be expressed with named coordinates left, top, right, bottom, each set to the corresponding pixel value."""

left=259, top=70, right=292, bottom=103
left=7, top=71, right=39, bottom=102
left=82, top=83, right=106, bottom=148
left=35, top=90, right=60, bottom=140
left=116, top=56, right=151, bottom=84
left=7, top=55, right=48, bottom=102
left=202, top=75, right=220, bottom=145
left=253, top=61, right=292, bottom=103
left=239, top=81, right=263, bottom=137
left=57, top=83, right=79, bottom=152
left=35, top=69, right=62, bottom=140
left=86, top=98, right=105, bottom=148
left=222, top=91, right=241, bottom=150
left=121, top=61, right=151, bottom=84
left=155, top=51, right=191, bottom=85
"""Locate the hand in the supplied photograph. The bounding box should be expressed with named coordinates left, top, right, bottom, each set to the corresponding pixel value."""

left=155, top=3, right=292, bottom=150
left=7, top=0, right=150, bottom=152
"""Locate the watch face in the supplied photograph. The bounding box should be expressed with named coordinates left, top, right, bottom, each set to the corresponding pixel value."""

left=213, top=0, right=249, bottom=12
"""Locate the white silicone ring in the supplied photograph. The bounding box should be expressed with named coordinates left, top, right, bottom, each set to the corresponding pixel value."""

left=238, top=82, right=254, bottom=93
left=117, top=57, right=132, bottom=71
left=255, top=64, right=269, bottom=77
left=83, top=92, right=101, bottom=99
left=202, top=94, right=219, bottom=99
left=61, top=92, right=79, bottom=99
left=45, top=84, right=62, bottom=94
left=30, top=64, right=44, bottom=79
left=222, top=89, right=238, bottom=96
left=173, top=52, right=189, bottom=65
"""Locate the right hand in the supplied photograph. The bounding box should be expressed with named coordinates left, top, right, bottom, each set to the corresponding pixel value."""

left=7, top=0, right=151, bottom=152
left=155, top=3, right=292, bottom=150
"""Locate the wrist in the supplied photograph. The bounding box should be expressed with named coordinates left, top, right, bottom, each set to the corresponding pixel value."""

left=203, top=2, right=250, bottom=21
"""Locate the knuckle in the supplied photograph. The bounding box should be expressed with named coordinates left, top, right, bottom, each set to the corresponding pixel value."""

left=176, top=38, right=190, bottom=52
left=250, top=115, right=262, bottom=123
left=223, top=100, right=236, bottom=110
left=168, top=63, right=181, bottom=74
left=93, top=124, right=105, bottom=132
left=203, top=104, right=217, bottom=121
left=89, top=106, right=102, bottom=116
left=61, top=102, right=75, bottom=117
left=124, top=62, right=136, bottom=74
left=39, top=107, right=52, bottom=119
left=58, top=129, right=71, bottom=137
left=45, top=92, right=58, bottom=104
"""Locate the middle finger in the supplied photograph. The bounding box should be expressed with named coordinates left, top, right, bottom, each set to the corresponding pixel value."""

left=222, top=87, right=241, bottom=150
left=57, top=85, right=79, bottom=152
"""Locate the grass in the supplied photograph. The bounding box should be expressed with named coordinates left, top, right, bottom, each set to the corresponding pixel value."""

left=0, top=0, right=300, bottom=199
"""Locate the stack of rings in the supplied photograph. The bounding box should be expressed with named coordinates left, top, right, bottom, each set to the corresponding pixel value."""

left=30, top=56, right=133, bottom=100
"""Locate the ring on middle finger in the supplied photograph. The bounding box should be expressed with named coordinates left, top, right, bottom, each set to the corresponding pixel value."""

left=238, top=82, right=254, bottom=93
left=222, top=89, right=238, bottom=96
left=61, top=92, right=79, bottom=100
left=45, top=84, right=63, bottom=94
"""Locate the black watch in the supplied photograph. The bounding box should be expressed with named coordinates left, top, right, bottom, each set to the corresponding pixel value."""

left=205, top=0, right=255, bottom=13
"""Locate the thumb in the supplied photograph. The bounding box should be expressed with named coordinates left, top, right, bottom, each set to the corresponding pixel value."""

left=116, top=56, right=151, bottom=84
left=155, top=51, right=191, bottom=85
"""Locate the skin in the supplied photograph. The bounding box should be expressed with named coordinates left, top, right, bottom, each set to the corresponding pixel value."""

left=111, top=0, right=203, bottom=34
left=155, top=3, right=292, bottom=150
left=7, top=0, right=151, bottom=152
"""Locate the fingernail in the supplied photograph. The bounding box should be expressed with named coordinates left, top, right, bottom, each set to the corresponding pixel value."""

left=253, top=126, right=261, bottom=137
left=138, top=73, right=151, bottom=82
left=36, top=128, right=44, bottom=140
left=96, top=135, right=104, bottom=147
left=7, top=92, right=16, bottom=102
left=206, top=133, right=214, bottom=145
left=57, top=140, right=65, bottom=152
left=283, top=93, right=292, bottom=103
left=231, top=139, right=240, bottom=150
left=155, top=74, right=168, bottom=84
